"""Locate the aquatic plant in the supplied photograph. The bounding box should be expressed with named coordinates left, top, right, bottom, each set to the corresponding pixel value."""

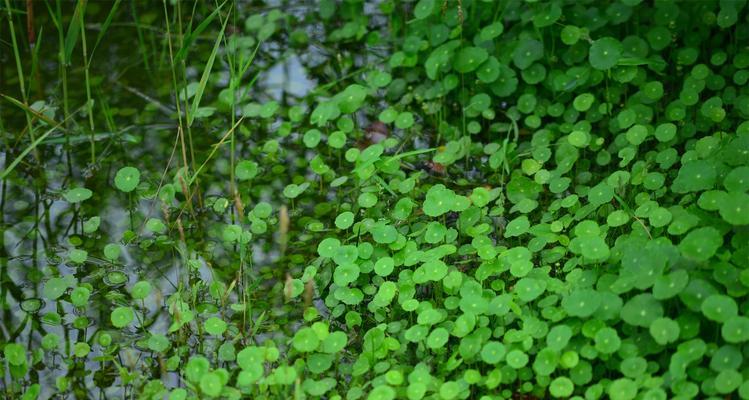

left=1, top=0, right=749, bottom=399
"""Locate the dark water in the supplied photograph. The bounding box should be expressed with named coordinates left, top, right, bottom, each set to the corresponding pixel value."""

left=0, top=1, right=352, bottom=397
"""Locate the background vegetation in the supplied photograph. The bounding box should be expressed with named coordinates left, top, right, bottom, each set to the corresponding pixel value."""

left=1, top=0, right=749, bottom=399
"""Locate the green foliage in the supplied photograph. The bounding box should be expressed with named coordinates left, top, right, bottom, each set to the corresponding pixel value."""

left=3, top=0, right=749, bottom=399
left=114, top=166, right=140, bottom=192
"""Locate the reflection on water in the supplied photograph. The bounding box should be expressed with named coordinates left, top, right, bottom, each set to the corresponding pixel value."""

left=266, top=55, right=317, bottom=100
left=1, top=1, right=341, bottom=396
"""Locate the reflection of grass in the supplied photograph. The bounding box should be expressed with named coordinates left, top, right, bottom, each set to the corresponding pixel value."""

left=4, top=0, right=38, bottom=164
left=0, top=95, right=84, bottom=179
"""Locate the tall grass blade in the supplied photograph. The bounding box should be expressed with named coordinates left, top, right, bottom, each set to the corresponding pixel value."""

left=90, top=0, right=122, bottom=60
left=187, top=117, right=243, bottom=186
left=174, top=1, right=226, bottom=63
left=63, top=0, right=87, bottom=64
left=0, top=94, right=58, bottom=127
left=187, top=9, right=229, bottom=127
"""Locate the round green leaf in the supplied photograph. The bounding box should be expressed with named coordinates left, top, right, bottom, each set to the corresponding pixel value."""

left=562, top=289, right=600, bottom=317
left=374, top=257, right=395, bottom=277
left=70, top=287, right=90, bottom=307
left=293, top=327, right=320, bottom=352
left=235, top=160, right=259, bottom=181
left=547, top=325, right=572, bottom=352
left=679, top=227, right=722, bottom=261
left=114, top=166, right=140, bottom=192
left=620, top=294, right=663, bottom=327
left=454, top=47, right=488, bottom=73
left=550, top=377, right=574, bottom=398
left=43, top=277, right=67, bottom=300
left=204, top=317, right=228, bottom=336
left=701, top=294, right=738, bottom=322
left=4, top=343, right=26, bottom=366
left=608, top=378, right=638, bottom=400
left=715, top=369, right=743, bottom=394
left=718, top=192, right=749, bottom=225
left=395, top=112, right=414, bottom=129
left=722, top=316, right=749, bottom=343
left=480, top=341, right=506, bottom=364
left=199, top=372, right=223, bottom=397
left=427, top=327, right=449, bottom=349
left=64, top=187, right=92, bottom=203
left=649, top=317, right=680, bottom=345
left=413, top=0, right=434, bottom=19
left=506, top=349, right=528, bottom=369
left=439, top=381, right=460, bottom=400
left=368, top=385, right=395, bottom=400
left=335, top=211, right=355, bottom=229
left=130, top=280, right=151, bottom=300
left=594, top=327, right=621, bottom=354
left=589, top=37, right=623, bottom=70
left=111, top=306, right=134, bottom=328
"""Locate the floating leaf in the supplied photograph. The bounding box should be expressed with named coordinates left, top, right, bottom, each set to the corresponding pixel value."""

left=70, top=287, right=90, bottom=307
left=336, top=84, right=368, bottom=114
left=594, top=327, right=621, bottom=354
left=310, top=101, right=340, bottom=126
left=424, top=221, right=447, bottom=243
left=114, top=166, right=140, bottom=192
left=43, top=277, right=67, bottom=300
left=111, top=306, right=134, bottom=328
left=4, top=343, right=26, bottom=366
left=130, top=281, right=151, bottom=300
left=103, top=243, right=121, bottom=262
left=515, top=278, right=546, bottom=302
left=479, top=21, right=503, bottom=41
left=68, top=248, right=88, bottom=264
left=368, top=385, right=395, bottom=400
left=64, top=187, right=92, bottom=203
left=608, top=378, right=638, bottom=400
left=148, top=334, right=170, bottom=353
